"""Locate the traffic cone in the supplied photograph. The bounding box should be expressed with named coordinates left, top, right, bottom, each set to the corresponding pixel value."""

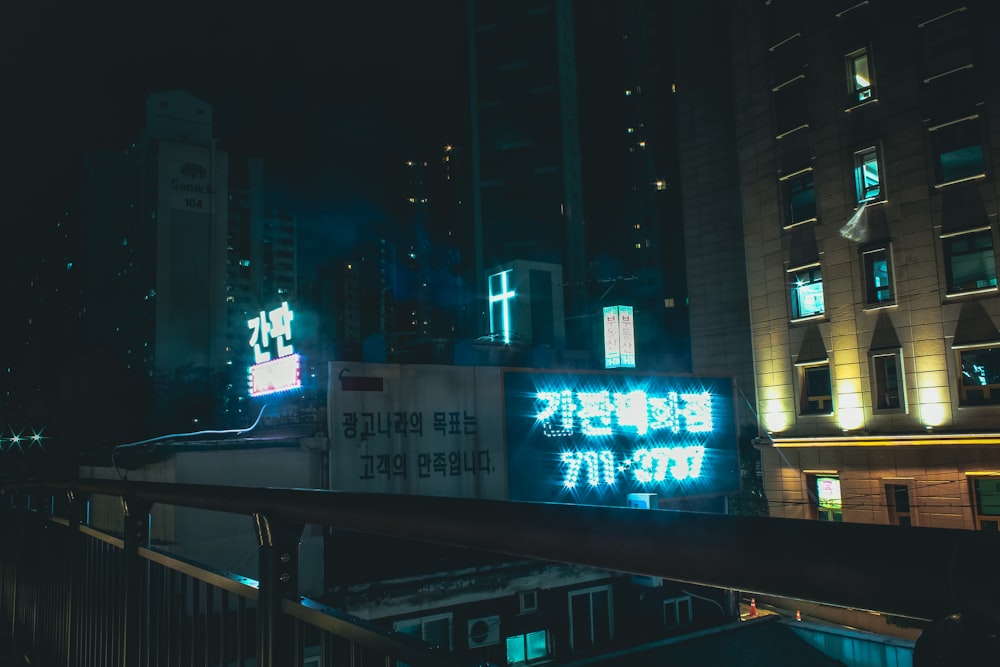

left=749, top=598, right=757, bottom=618
left=795, top=609, right=802, bottom=621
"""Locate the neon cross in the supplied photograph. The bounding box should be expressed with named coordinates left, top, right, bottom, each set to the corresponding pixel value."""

left=489, top=270, right=515, bottom=344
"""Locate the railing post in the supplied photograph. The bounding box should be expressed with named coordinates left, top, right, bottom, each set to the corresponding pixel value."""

left=122, top=496, right=151, bottom=667
left=65, top=489, right=89, bottom=667
left=253, top=513, right=303, bottom=667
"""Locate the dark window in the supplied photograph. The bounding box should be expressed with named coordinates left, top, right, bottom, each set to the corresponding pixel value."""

left=886, top=484, right=913, bottom=526
left=872, top=352, right=903, bottom=411
left=931, top=117, right=985, bottom=185
left=846, top=48, right=874, bottom=103
left=800, top=364, right=833, bottom=415
left=972, top=477, right=1000, bottom=531
left=922, top=10, right=973, bottom=81
left=944, top=230, right=997, bottom=294
left=862, top=246, right=894, bottom=305
left=569, top=587, right=613, bottom=652
left=781, top=171, right=817, bottom=228
left=958, top=347, right=1000, bottom=406
left=789, top=266, right=824, bottom=319
left=854, top=146, right=882, bottom=203
left=774, top=78, right=808, bottom=138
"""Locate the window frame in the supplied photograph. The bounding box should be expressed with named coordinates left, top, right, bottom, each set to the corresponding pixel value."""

left=956, top=345, right=1000, bottom=406
left=884, top=481, right=915, bottom=526
left=845, top=46, right=876, bottom=107
left=870, top=350, right=906, bottom=413
left=798, top=361, right=834, bottom=416
left=807, top=473, right=843, bottom=522
left=788, top=263, right=825, bottom=321
left=920, top=8, right=974, bottom=83
left=780, top=167, right=818, bottom=229
left=861, top=244, right=895, bottom=307
left=930, top=115, right=987, bottom=188
left=853, top=145, right=884, bottom=204
left=942, top=228, right=999, bottom=296
left=567, top=585, right=614, bottom=652
left=506, top=629, right=552, bottom=666
left=970, top=475, right=1000, bottom=531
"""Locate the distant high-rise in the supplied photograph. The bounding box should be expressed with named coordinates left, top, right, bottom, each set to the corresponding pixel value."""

left=468, top=0, right=587, bottom=347
left=468, top=1, right=689, bottom=366
left=81, top=91, right=297, bottom=428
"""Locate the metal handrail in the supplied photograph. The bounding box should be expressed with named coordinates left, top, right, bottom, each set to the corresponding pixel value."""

left=8, top=477, right=1000, bottom=622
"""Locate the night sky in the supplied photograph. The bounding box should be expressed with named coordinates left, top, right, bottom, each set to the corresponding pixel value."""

left=4, top=1, right=468, bottom=275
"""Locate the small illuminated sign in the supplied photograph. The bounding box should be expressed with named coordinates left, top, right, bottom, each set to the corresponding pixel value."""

left=489, top=270, right=515, bottom=344
left=248, top=301, right=301, bottom=397
left=816, top=476, right=842, bottom=510
left=249, top=354, right=301, bottom=396
left=603, top=306, right=635, bottom=368
left=504, top=371, right=739, bottom=505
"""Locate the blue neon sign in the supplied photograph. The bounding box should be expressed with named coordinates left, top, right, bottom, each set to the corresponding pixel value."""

left=504, top=371, right=739, bottom=505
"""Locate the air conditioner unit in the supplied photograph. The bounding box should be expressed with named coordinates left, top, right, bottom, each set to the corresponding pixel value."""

left=467, top=615, right=501, bottom=648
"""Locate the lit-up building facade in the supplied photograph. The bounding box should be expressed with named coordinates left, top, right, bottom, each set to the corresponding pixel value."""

left=722, top=1, right=1000, bottom=529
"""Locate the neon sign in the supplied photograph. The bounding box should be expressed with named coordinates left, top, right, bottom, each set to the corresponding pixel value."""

left=488, top=270, right=515, bottom=344
left=504, top=371, right=739, bottom=505
left=248, top=301, right=301, bottom=397
left=249, top=353, right=301, bottom=396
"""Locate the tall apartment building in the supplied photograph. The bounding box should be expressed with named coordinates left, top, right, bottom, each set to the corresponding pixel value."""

left=81, top=91, right=297, bottom=429
left=710, top=0, right=1000, bottom=528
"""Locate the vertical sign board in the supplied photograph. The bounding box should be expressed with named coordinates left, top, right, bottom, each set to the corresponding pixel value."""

left=248, top=302, right=301, bottom=397
left=329, top=362, right=506, bottom=498
left=604, top=306, right=636, bottom=369
left=503, top=370, right=739, bottom=506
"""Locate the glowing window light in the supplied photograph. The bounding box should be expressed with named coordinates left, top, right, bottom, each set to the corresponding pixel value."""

left=817, top=476, right=842, bottom=510
left=488, top=270, right=515, bottom=344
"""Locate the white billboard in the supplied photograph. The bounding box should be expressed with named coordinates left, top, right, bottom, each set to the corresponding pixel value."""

left=328, top=362, right=506, bottom=498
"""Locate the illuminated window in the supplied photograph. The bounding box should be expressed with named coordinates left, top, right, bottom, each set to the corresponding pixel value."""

left=799, top=363, right=833, bottom=415
left=957, top=346, right=1000, bottom=406
left=885, top=483, right=914, bottom=526
left=788, top=265, right=824, bottom=320
left=861, top=246, right=894, bottom=305
left=809, top=474, right=843, bottom=521
left=846, top=47, right=874, bottom=103
left=780, top=169, right=817, bottom=228
left=971, top=476, right=1000, bottom=530
left=944, top=229, right=997, bottom=294
left=871, top=351, right=904, bottom=411
left=568, top=586, right=613, bottom=651
left=930, top=116, right=985, bottom=185
left=663, top=596, right=693, bottom=631
left=506, top=630, right=550, bottom=665
left=854, top=146, right=882, bottom=203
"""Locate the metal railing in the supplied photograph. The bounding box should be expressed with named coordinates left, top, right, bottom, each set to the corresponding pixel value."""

left=3, top=478, right=1000, bottom=666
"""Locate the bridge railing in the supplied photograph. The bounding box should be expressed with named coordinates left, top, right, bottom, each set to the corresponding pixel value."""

left=2, top=478, right=1000, bottom=666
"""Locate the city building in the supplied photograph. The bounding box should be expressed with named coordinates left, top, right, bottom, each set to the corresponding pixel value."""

left=468, top=0, right=589, bottom=348
left=693, top=0, right=1000, bottom=529
left=80, top=91, right=298, bottom=430
left=469, top=0, right=690, bottom=368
